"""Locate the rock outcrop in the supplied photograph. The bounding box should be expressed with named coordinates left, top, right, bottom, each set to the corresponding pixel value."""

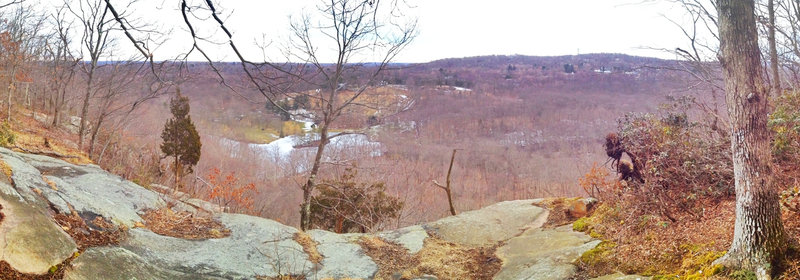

left=0, top=147, right=632, bottom=279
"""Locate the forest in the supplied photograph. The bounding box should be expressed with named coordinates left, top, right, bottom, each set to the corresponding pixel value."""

left=5, top=0, right=800, bottom=279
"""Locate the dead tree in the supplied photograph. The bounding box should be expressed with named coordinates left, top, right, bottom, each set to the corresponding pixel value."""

left=433, top=149, right=460, bottom=216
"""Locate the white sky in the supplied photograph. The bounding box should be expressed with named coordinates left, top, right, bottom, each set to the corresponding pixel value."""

left=402, top=0, right=689, bottom=62
left=29, top=0, right=698, bottom=63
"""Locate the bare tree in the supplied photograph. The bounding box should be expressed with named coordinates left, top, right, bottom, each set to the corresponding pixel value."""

left=713, top=0, right=786, bottom=278
left=68, top=0, right=115, bottom=150
left=0, top=5, right=46, bottom=123
left=172, top=0, right=416, bottom=230
left=0, top=0, right=22, bottom=10
left=67, top=0, right=165, bottom=158
left=432, top=149, right=459, bottom=216
left=285, top=0, right=416, bottom=230
left=766, top=0, right=781, bottom=95
left=43, top=7, right=78, bottom=128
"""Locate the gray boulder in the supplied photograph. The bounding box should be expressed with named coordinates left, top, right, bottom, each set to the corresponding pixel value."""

left=121, top=213, right=314, bottom=279
left=306, top=229, right=377, bottom=279
left=0, top=147, right=166, bottom=227
left=64, top=247, right=217, bottom=280
left=0, top=187, right=77, bottom=274
left=424, top=199, right=548, bottom=246
left=494, top=225, right=600, bottom=280
left=378, top=225, right=429, bottom=254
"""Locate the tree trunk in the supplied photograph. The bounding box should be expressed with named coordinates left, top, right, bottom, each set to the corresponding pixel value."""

left=78, top=71, right=95, bottom=150
left=7, top=66, right=16, bottom=123
left=78, top=90, right=90, bottom=149
left=768, top=0, right=780, bottom=97
left=51, top=98, right=60, bottom=127
left=433, top=149, right=459, bottom=216
left=174, top=153, right=181, bottom=190
left=88, top=113, right=105, bottom=159
left=300, top=124, right=328, bottom=231
left=715, top=0, right=786, bottom=278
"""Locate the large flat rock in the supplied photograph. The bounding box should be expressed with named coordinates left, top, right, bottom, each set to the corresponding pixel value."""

left=306, top=230, right=377, bottom=279
left=64, top=247, right=217, bottom=280
left=378, top=225, right=429, bottom=254
left=424, top=199, right=548, bottom=246
left=0, top=148, right=166, bottom=227
left=0, top=188, right=77, bottom=274
left=121, top=213, right=313, bottom=279
left=494, top=225, right=601, bottom=280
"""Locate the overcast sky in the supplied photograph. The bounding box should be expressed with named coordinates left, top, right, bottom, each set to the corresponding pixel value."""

left=401, top=0, right=689, bottom=62
left=30, top=0, right=697, bottom=63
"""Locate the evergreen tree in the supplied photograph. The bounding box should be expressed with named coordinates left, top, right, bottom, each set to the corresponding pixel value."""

left=161, top=89, right=201, bottom=189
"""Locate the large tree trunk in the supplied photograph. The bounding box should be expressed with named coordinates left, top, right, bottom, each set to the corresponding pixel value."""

left=715, top=0, right=786, bottom=278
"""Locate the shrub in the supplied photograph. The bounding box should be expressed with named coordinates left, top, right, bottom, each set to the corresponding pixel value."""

left=613, top=96, right=732, bottom=221
left=310, top=167, right=403, bottom=233
left=281, top=121, right=305, bottom=136
left=0, top=122, right=16, bottom=147
left=578, top=163, right=618, bottom=200
left=205, top=167, right=259, bottom=214
left=573, top=217, right=590, bottom=232
left=768, top=90, right=800, bottom=189
left=769, top=90, right=800, bottom=161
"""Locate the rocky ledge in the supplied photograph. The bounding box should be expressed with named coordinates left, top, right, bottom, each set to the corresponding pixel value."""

left=0, top=147, right=645, bottom=279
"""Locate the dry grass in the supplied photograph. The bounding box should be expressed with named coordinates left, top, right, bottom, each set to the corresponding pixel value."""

left=41, top=176, right=57, bottom=190
left=140, top=208, right=230, bottom=240
left=360, top=236, right=420, bottom=279
left=359, top=235, right=502, bottom=280
left=575, top=198, right=735, bottom=277
left=8, top=109, right=92, bottom=165
left=294, top=232, right=322, bottom=264
left=0, top=158, right=13, bottom=185
left=53, top=212, right=124, bottom=251
left=534, top=197, right=585, bottom=228
left=13, top=132, right=91, bottom=165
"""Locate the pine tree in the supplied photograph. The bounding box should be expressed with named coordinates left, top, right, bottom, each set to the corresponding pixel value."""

left=161, top=89, right=201, bottom=190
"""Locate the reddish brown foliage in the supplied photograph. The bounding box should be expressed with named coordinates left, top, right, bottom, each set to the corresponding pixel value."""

left=578, top=163, right=619, bottom=200
left=205, top=167, right=258, bottom=214
left=53, top=212, right=123, bottom=251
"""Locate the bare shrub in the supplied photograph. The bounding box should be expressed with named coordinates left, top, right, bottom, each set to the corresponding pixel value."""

left=610, top=96, right=733, bottom=221
left=310, top=166, right=403, bottom=233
